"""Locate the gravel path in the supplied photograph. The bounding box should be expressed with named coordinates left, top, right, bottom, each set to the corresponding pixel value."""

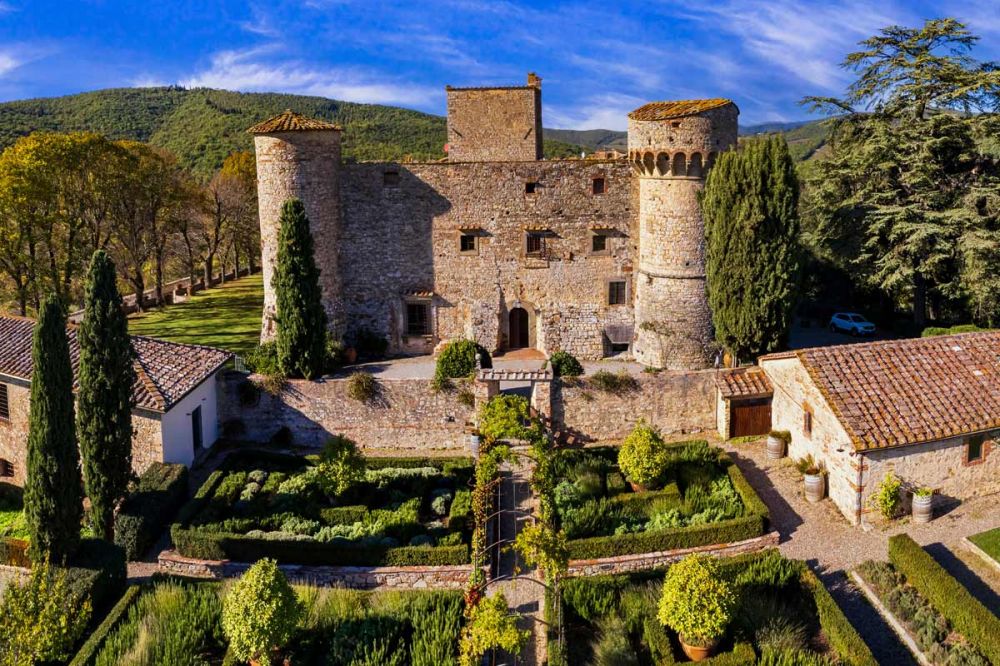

left=720, top=437, right=1000, bottom=663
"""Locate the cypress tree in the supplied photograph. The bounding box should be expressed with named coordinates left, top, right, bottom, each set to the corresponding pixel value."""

left=78, top=250, right=136, bottom=542
left=24, top=296, right=83, bottom=563
left=703, top=135, right=801, bottom=362
left=273, top=198, right=328, bottom=379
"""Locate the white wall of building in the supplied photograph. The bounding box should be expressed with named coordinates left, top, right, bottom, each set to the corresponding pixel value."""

left=160, top=372, right=221, bottom=467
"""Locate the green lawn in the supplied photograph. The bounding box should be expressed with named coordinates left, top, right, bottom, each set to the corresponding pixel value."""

left=127, top=273, right=263, bottom=356
left=969, top=527, right=1000, bottom=563
left=0, top=495, right=29, bottom=540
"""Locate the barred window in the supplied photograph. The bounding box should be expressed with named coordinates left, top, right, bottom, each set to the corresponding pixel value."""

left=0, top=383, right=8, bottom=421
left=0, top=459, right=11, bottom=477
left=526, top=233, right=544, bottom=255
left=460, top=234, right=476, bottom=253
left=406, top=303, right=431, bottom=336
left=608, top=280, right=626, bottom=305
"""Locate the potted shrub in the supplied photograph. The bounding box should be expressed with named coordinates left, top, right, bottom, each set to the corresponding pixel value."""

left=795, top=455, right=825, bottom=503
left=618, top=422, right=667, bottom=491
left=658, top=555, right=734, bottom=661
left=912, top=486, right=934, bottom=524
left=222, top=559, right=303, bottom=666
left=766, top=430, right=791, bottom=460
left=870, top=472, right=903, bottom=521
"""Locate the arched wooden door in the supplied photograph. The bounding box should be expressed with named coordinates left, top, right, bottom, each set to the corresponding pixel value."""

left=509, top=307, right=529, bottom=349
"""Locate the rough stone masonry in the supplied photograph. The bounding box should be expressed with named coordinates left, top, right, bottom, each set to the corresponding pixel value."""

left=250, top=74, right=739, bottom=370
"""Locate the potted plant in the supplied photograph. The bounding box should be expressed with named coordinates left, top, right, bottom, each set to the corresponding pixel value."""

left=658, top=555, right=734, bottom=661
left=221, top=559, right=303, bottom=666
left=618, top=421, right=667, bottom=491
left=766, top=430, right=791, bottom=460
left=912, top=486, right=934, bottom=524
left=795, top=455, right=825, bottom=503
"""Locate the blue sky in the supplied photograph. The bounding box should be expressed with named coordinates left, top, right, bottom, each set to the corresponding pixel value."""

left=2, top=1, right=1000, bottom=129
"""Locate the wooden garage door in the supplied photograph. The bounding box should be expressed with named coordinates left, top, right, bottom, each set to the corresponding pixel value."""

left=730, top=398, right=772, bottom=438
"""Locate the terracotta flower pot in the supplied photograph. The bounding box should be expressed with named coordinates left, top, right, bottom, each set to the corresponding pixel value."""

left=629, top=481, right=648, bottom=493
left=679, top=635, right=719, bottom=661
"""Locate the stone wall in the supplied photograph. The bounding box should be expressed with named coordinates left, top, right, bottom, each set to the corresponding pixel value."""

left=761, top=356, right=869, bottom=525
left=159, top=549, right=474, bottom=589
left=551, top=370, right=717, bottom=443
left=446, top=79, right=541, bottom=162
left=567, top=531, right=779, bottom=576
left=863, top=435, right=1000, bottom=514
left=0, top=376, right=164, bottom=487
left=337, top=160, right=637, bottom=359
left=221, top=373, right=476, bottom=450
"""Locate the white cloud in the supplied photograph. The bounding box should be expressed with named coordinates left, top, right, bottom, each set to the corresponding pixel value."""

left=545, top=92, right=646, bottom=131
left=0, top=52, right=19, bottom=77
left=130, top=74, right=169, bottom=88
left=179, top=47, right=439, bottom=107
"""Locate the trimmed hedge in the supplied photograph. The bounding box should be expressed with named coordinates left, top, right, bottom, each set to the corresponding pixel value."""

left=65, top=538, right=128, bottom=614
left=114, top=462, right=189, bottom=560
left=566, top=461, right=769, bottom=560
left=170, top=525, right=468, bottom=566
left=701, top=642, right=756, bottom=665
left=802, top=569, right=877, bottom=666
left=68, top=584, right=143, bottom=666
left=608, top=482, right=682, bottom=512
left=365, top=456, right=474, bottom=470
left=319, top=505, right=369, bottom=526
left=888, top=533, right=1000, bottom=664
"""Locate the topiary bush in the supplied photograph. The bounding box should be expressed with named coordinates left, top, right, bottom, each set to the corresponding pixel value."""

left=618, top=422, right=667, bottom=489
left=549, top=350, right=583, bottom=377
left=658, top=554, right=734, bottom=647
left=221, top=558, right=303, bottom=664
left=316, top=435, right=366, bottom=497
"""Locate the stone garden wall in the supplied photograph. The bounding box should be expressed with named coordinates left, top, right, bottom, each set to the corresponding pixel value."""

left=221, top=372, right=476, bottom=451
left=550, top=370, right=717, bottom=444
left=159, top=550, right=474, bottom=590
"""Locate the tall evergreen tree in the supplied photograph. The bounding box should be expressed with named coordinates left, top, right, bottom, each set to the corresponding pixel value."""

left=273, top=198, right=327, bottom=379
left=77, top=250, right=136, bottom=542
left=703, top=135, right=802, bottom=362
left=23, top=296, right=83, bottom=563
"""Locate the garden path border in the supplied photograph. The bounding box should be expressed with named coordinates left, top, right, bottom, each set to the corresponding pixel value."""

left=566, top=531, right=779, bottom=576
left=158, top=548, right=481, bottom=590
left=961, top=536, right=1000, bottom=576
left=848, top=570, right=931, bottom=666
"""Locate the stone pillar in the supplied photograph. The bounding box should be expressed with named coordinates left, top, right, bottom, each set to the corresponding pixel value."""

left=530, top=381, right=552, bottom=420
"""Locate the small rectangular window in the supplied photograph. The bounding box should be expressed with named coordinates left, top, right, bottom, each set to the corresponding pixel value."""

left=0, top=459, right=11, bottom=477
left=803, top=407, right=813, bottom=437
left=406, top=303, right=431, bottom=336
left=460, top=234, right=476, bottom=253
left=592, top=233, right=608, bottom=253
left=384, top=170, right=400, bottom=187
left=526, top=233, right=544, bottom=256
left=967, top=434, right=985, bottom=462
left=592, top=177, right=606, bottom=195
left=0, top=383, right=8, bottom=421
left=525, top=181, right=538, bottom=195
left=608, top=280, right=626, bottom=305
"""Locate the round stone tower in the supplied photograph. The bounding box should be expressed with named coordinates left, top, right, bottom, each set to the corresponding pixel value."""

left=248, top=110, right=343, bottom=341
left=628, top=99, right=738, bottom=369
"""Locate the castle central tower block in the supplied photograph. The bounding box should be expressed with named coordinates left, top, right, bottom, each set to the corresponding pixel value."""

left=249, top=110, right=343, bottom=341
left=628, top=99, right=738, bottom=369
left=445, top=72, right=542, bottom=161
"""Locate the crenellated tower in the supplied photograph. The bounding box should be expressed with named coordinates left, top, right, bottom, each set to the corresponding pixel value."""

left=628, top=99, right=738, bottom=369
left=248, top=110, right=343, bottom=341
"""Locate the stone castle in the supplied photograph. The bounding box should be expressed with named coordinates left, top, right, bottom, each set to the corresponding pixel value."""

left=249, top=74, right=738, bottom=369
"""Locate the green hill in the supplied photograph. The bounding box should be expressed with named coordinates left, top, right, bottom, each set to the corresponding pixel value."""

left=0, top=86, right=828, bottom=175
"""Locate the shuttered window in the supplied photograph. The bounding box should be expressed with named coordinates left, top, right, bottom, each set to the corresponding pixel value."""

left=0, top=383, right=9, bottom=421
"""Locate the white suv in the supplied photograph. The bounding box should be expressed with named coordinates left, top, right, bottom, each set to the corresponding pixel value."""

left=829, top=313, right=876, bottom=336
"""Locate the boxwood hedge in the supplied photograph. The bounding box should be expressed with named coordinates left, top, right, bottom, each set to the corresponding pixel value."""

left=889, top=533, right=1000, bottom=664
left=114, top=462, right=189, bottom=560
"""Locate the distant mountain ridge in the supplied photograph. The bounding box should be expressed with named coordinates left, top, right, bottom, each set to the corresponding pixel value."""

left=0, top=87, right=827, bottom=174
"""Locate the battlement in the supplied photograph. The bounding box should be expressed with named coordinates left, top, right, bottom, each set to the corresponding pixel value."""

left=446, top=72, right=542, bottom=162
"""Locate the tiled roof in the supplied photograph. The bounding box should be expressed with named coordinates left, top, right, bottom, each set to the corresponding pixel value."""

left=0, top=315, right=231, bottom=412
left=628, top=99, right=734, bottom=121
left=717, top=367, right=773, bottom=399
left=777, top=332, right=1000, bottom=451
left=247, top=110, right=342, bottom=134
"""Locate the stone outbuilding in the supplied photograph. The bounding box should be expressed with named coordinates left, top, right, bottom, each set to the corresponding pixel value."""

left=715, top=367, right=772, bottom=440
left=0, top=315, right=231, bottom=485
left=759, top=332, right=1000, bottom=525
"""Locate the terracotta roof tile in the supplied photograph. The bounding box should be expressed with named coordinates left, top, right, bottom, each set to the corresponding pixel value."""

left=0, top=315, right=231, bottom=412
left=717, top=367, right=773, bottom=399
left=792, top=332, right=1000, bottom=451
left=247, top=109, right=342, bottom=134
left=628, top=99, right=734, bottom=121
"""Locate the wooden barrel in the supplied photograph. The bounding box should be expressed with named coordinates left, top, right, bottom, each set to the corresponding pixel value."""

left=766, top=435, right=785, bottom=460
left=804, top=474, right=825, bottom=503
left=912, top=495, right=933, bottom=524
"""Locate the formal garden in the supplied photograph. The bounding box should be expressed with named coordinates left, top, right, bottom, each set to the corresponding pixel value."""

left=558, top=550, right=875, bottom=665
left=853, top=535, right=1000, bottom=666
left=552, top=425, right=769, bottom=560
left=170, top=442, right=476, bottom=566
left=72, top=561, right=463, bottom=666
left=968, top=527, right=1000, bottom=566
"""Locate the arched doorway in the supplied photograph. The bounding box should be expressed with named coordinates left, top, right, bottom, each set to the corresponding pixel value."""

left=508, top=307, right=529, bottom=349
